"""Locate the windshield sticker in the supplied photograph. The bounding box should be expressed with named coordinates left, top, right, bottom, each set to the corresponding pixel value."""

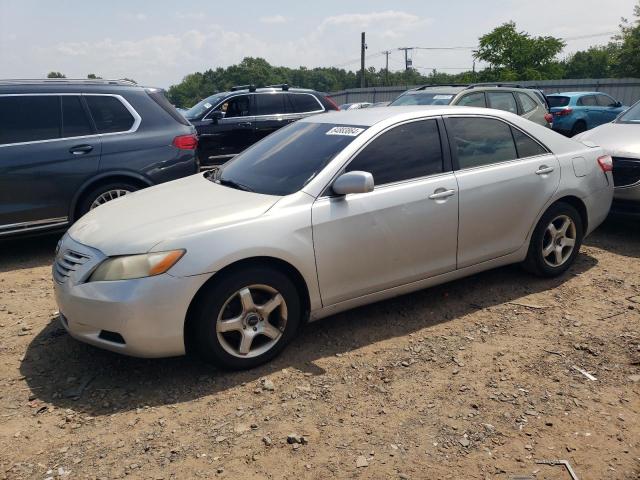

left=204, top=102, right=212, bottom=109
left=433, top=95, right=453, bottom=100
left=326, top=126, right=365, bottom=137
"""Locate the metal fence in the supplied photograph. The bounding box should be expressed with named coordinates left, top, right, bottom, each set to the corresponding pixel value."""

left=328, top=78, right=640, bottom=106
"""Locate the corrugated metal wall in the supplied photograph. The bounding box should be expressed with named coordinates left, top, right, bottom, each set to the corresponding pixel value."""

left=328, top=78, right=640, bottom=106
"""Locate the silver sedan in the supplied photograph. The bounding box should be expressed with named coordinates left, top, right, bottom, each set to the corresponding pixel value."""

left=54, top=106, right=613, bottom=369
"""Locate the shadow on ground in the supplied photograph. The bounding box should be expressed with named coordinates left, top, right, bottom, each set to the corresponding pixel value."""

left=0, top=232, right=60, bottom=273
left=584, top=215, right=640, bottom=259
left=20, top=251, right=597, bottom=416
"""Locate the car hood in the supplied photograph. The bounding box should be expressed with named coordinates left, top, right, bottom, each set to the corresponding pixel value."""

left=575, top=123, right=640, bottom=157
left=68, top=174, right=281, bottom=256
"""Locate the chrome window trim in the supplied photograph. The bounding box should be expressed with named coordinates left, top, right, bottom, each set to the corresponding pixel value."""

left=202, top=92, right=324, bottom=121
left=0, top=216, right=68, bottom=236
left=0, top=93, right=142, bottom=148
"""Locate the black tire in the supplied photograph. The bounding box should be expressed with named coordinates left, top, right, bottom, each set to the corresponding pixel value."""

left=570, top=120, right=587, bottom=136
left=190, top=266, right=302, bottom=370
left=523, top=202, right=584, bottom=277
left=77, top=182, right=140, bottom=217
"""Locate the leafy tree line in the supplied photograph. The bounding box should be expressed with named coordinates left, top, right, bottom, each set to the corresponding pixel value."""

left=48, top=2, right=640, bottom=107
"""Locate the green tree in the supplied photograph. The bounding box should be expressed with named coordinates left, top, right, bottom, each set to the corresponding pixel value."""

left=87, top=73, right=102, bottom=79
left=611, top=1, right=640, bottom=77
left=563, top=47, right=615, bottom=78
left=474, top=22, right=565, bottom=80
left=47, top=71, right=66, bottom=78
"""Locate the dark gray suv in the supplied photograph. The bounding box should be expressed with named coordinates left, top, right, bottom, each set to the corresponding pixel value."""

left=0, top=79, right=198, bottom=237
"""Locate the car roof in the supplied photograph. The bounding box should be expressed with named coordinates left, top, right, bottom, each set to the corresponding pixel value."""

left=547, top=91, right=603, bottom=97
left=301, top=105, right=495, bottom=127
left=0, top=79, right=150, bottom=94
left=404, top=86, right=467, bottom=94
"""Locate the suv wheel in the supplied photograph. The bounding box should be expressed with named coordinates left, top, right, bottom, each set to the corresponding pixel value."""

left=523, top=202, right=584, bottom=277
left=190, top=266, right=302, bottom=370
left=78, top=182, right=140, bottom=217
left=571, top=120, right=587, bottom=136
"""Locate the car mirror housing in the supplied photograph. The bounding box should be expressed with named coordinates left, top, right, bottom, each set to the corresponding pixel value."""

left=332, top=171, right=374, bottom=196
left=210, top=111, right=225, bottom=123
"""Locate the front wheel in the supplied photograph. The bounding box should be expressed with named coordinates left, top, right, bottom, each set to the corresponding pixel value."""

left=190, top=267, right=302, bottom=369
left=523, top=202, right=584, bottom=277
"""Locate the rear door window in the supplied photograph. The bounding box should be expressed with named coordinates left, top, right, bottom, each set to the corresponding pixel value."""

left=596, top=94, right=617, bottom=107
left=486, top=92, right=518, bottom=114
left=85, top=95, right=135, bottom=133
left=511, top=128, right=548, bottom=158
left=577, top=95, right=597, bottom=106
left=447, top=117, right=517, bottom=169
left=62, top=96, right=93, bottom=137
left=456, top=92, right=486, bottom=107
left=0, top=95, right=61, bottom=145
left=255, top=93, right=286, bottom=116
left=288, top=93, right=323, bottom=113
left=346, top=119, right=443, bottom=185
left=516, top=92, right=538, bottom=113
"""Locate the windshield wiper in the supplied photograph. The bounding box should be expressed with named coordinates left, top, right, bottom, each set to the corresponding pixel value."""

left=217, top=177, right=254, bottom=192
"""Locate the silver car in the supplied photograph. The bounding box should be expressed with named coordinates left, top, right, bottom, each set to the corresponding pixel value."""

left=573, top=100, right=640, bottom=216
left=54, top=106, right=613, bottom=369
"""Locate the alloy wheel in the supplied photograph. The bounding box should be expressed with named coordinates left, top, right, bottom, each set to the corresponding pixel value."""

left=90, top=189, right=131, bottom=210
left=542, top=214, right=577, bottom=267
left=216, top=284, right=287, bottom=358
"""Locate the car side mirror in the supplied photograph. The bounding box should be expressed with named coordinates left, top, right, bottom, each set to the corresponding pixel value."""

left=210, top=111, right=225, bottom=123
left=614, top=101, right=622, bottom=108
left=332, top=171, right=374, bottom=196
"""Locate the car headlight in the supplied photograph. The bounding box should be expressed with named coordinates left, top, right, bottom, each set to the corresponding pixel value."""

left=88, top=250, right=185, bottom=282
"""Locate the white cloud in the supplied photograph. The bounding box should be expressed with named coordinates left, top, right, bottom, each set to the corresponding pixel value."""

left=259, top=15, right=288, bottom=24
left=319, top=10, right=425, bottom=31
left=175, top=12, right=206, bottom=21
left=121, top=13, right=147, bottom=22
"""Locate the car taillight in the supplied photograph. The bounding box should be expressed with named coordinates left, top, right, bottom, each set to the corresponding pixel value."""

left=597, top=155, right=613, bottom=173
left=173, top=134, right=198, bottom=150
left=544, top=113, right=553, bottom=123
left=324, top=96, right=340, bottom=111
left=554, top=108, right=573, bottom=117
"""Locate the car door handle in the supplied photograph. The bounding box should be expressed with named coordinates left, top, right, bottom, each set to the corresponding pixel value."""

left=237, top=122, right=252, bottom=128
left=535, top=165, right=554, bottom=175
left=428, top=189, right=456, bottom=200
left=69, top=145, right=94, bottom=155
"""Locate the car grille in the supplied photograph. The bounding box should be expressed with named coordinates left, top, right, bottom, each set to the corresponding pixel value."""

left=53, top=249, right=91, bottom=283
left=612, top=157, right=640, bottom=187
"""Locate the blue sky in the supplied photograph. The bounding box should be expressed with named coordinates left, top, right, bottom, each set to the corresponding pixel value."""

left=0, top=0, right=636, bottom=87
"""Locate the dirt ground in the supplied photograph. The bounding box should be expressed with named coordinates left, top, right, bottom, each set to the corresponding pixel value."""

left=0, top=217, right=639, bottom=480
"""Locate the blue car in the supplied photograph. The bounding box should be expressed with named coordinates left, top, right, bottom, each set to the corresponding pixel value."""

left=547, top=91, right=627, bottom=136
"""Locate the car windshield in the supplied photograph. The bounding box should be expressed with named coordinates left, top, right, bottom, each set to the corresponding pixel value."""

left=390, top=92, right=456, bottom=106
left=183, top=93, right=227, bottom=120
left=547, top=96, right=570, bottom=108
left=213, top=121, right=366, bottom=196
left=616, top=101, right=640, bottom=123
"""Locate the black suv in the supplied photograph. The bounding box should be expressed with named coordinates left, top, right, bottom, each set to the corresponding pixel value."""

left=182, top=84, right=339, bottom=167
left=0, top=79, right=198, bottom=238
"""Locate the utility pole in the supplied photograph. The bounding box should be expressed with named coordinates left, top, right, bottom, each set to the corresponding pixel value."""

left=383, top=50, right=391, bottom=85
left=360, top=32, right=367, bottom=88
left=398, top=47, right=413, bottom=71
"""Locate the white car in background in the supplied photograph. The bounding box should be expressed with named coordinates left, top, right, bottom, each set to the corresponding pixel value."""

left=574, top=100, right=640, bottom=217
left=54, top=106, right=613, bottom=369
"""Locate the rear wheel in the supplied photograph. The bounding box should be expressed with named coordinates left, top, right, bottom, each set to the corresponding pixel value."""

left=523, top=202, right=584, bottom=277
left=77, top=182, right=140, bottom=217
left=570, top=120, right=587, bottom=136
left=190, top=266, right=302, bottom=369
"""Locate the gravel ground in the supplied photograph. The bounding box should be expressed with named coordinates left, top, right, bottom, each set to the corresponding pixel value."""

left=0, top=217, right=639, bottom=480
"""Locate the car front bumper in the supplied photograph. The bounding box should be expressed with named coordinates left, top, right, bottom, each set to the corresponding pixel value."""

left=53, top=234, right=210, bottom=358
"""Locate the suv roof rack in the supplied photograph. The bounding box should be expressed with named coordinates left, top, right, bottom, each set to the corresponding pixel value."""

left=230, top=84, right=257, bottom=92
left=264, top=84, right=290, bottom=91
left=465, top=83, right=534, bottom=90
left=0, top=78, right=138, bottom=86
left=414, top=84, right=469, bottom=90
